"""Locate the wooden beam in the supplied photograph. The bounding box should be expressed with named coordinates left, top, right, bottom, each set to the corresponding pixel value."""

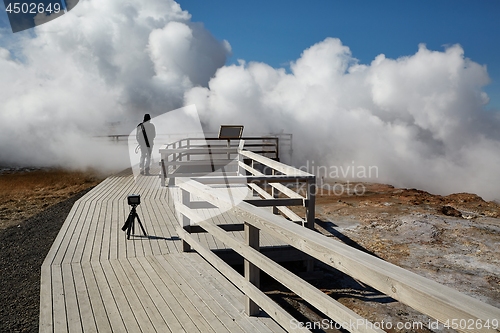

left=163, top=160, right=237, bottom=166
left=245, top=223, right=260, bottom=316
left=198, top=220, right=385, bottom=333
left=174, top=201, right=204, bottom=225
left=244, top=198, right=305, bottom=207
left=239, top=150, right=313, bottom=177
left=272, top=170, right=279, bottom=214
left=188, top=201, right=217, bottom=209
left=160, top=159, right=167, bottom=187
left=193, top=175, right=312, bottom=185
left=159, top=147, right=239, bottom=154
left=181, top=189, right=191, bottom=252
left=306, top=180, right=316, bottom=230
left=238, top=161, right=305, bottom=199
left=187, top=224, right=244, bottom=233
left=247, top=183, right=304, bottom=223
left=178, top=179, right=500, bottom=332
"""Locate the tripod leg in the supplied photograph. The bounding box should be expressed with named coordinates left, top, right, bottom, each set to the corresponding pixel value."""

left=126, top=215, right=132, bottom=240
left=135, top=214, right=147, bottom=236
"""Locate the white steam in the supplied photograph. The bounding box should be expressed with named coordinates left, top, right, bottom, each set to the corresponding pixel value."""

left=0, top=1, right=499, bottom=199
left=186, top=38, right=500, bottom=200
left=0, top=0, right=230, bottom=170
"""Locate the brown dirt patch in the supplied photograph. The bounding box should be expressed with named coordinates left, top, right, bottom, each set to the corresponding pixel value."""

left=0, top=168, right=105, bottom=229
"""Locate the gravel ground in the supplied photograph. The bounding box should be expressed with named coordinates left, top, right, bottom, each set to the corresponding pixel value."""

left=0, top=189, right=92, bottom=333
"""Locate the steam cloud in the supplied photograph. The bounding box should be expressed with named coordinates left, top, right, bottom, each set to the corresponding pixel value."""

left=186, top=39, right=500, bottom=200
left=1, top=0, right=499, bottom=199
left=0, top=0, right=230, bottom=170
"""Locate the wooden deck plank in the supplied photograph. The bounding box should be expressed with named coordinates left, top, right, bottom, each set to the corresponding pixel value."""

left=100, top=260, right=143, bottom=331
left=129, top=258, right=184, bottom=333
left=51, top=200, right=87, bottom=265
left=135, top=205, right=153, bottom=257
left=156, top=197, right=181, bottom=254
left=73, top=176, right=122, bottom=263
left=90, top=261, right=128, bottom=332
left=153, top=255, right=221, bottom=333
left=70, top=174, right=121, bottom=262
left=158, top=195, right=183, bottom=253
left=168, top=253, right=255, bottom=333
left=81, top=261, right=112, bottom=332
left=90, top=199, right=107, bottom=263
left=119, top=258, right=175, bottom=332
left=66, top=200, right=95, bottom=264
left=143, top=255, right=201, bottom=332
left=117, top=200, right=129, bottom=260
left=62, top=264, right=83, bottom=333
left=72, top=263, right=98, bottom=333
left=108, top=199, right=120, bottom=261
left=80, top=201, right=101, bottom=263
left=39, top=264, right=52, bottom=333
left=173, top=253, right=258, bottom=332
left=108, top=259, right=157, bottom=333
left=51, top=265, right=68, bottom=333
left=184, top=253, right=287, bottom=333
left=152, top=191, right=179, bottom=253
left=149, top=193, right=178, bottom=254
left=141, top=198, right=162, bottom=256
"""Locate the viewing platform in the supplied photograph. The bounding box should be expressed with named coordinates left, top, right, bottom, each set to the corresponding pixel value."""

left=39, top=166, right=287, bottom=332
left=40, top=132, right=500, bottom=333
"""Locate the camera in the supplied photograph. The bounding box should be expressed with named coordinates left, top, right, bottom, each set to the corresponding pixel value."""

left=127, top=194, right=141, bottom=206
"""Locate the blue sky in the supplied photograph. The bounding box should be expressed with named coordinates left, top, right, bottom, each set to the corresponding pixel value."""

left=176, top=0, right=500, bottom=109
left=1, top=1, right=499, bottom=108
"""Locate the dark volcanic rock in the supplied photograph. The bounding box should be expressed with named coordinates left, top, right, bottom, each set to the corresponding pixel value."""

left=441, top=205, right=462, bottom=217
left=0, top=188, right=92, bottom=333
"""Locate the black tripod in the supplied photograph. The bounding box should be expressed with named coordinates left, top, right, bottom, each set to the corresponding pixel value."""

left=121, top=204, right=147, bottom=239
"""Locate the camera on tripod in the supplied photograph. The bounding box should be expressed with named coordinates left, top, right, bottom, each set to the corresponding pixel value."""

left=128, top=194, right=141, bottom=206
left=122, top=194, right=146, bottom=239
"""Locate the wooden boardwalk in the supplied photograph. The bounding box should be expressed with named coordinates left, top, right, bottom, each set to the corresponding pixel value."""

left=39, top=168, right=286, bottom=332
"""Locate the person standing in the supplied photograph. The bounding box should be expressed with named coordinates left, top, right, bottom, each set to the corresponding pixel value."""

left=136, top=113, right=156, bottom=175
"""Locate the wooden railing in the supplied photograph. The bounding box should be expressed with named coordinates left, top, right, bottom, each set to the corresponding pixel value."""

left=159, top=137, right=280, bottom=186
left=170, top=148, right=500, bottom=333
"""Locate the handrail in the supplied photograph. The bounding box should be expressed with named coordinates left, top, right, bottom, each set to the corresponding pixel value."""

left=175, top=225, right=313, bottom=333
left=175, top=201, right=383, bottom=333
left=175, top=178, right=500, bottom=333
left=159, top=137, right=281, bottom=187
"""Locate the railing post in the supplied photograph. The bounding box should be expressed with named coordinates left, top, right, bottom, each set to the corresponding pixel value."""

left=251, top=160, right=257, bottom=197
left=174, top=141, right=178, bottom=164
left=306, top=177, right=316, bottom=230
left=245, top=222, right=260, bottom=316
left=237, top=140, right=245, bottom=176
left=181, top=188, right=191, bottom=252
left=275, top=137, right=279, bottom=160
left=160, top=159, right=166, bottom=187
left=272, top=169, right=279, bottom=215
left=305, top=177, right=316, bottom=272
